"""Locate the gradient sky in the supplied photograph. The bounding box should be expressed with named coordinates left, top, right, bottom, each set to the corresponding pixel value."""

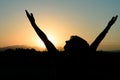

left=0, top=0, right=120, bottom=51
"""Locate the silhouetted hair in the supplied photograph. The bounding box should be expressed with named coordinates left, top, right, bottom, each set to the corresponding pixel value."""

left=64, top=35, right=89, bottom=54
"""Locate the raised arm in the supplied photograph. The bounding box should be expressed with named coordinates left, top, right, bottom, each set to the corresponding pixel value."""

left=90, top=15, right=118, bottom=52
left=25, top=10, right=58, bottom=55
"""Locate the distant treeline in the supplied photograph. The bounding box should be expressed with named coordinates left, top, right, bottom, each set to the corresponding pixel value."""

left=0, top=48, right=120, bottom=65
left=0, top=48, right=66, bottom=65
left=0, top=48, right=50, bottom=65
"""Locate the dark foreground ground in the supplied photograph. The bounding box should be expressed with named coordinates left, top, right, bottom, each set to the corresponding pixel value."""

left=0, top=49, right=120, bottom=79
left=88, top=51, right=120, bottom=78
left=0, top=49, right=56, bottom=79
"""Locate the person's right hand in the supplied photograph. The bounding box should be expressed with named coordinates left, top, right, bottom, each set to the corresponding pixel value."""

left=25, top=10, right=35, bottom=24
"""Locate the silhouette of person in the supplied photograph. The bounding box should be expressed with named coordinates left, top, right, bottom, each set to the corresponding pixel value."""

left=25, top=10, right=118, bottom=64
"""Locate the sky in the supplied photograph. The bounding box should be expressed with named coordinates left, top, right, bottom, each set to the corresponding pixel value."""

left=0, top=0, right=120, bottom=51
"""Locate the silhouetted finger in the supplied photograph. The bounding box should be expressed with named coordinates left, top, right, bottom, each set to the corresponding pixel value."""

left=114, top=15, right=118, bottom=21
left=31, top=13, right=34, bottom=18
left=25, top=10, right=31, bottom=18
left=25, top=10, right=29, bottom=15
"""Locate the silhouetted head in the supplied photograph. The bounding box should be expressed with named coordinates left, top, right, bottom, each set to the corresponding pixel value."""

left=64, top=35, right=89, bottom=55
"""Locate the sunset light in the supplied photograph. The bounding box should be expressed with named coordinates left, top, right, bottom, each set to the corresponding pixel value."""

left=47, top=34, right=56, bottom=45
left=35, top=34, right=56, bottom=49
left=0, top=0, right=120, bottom=77
left=0, top=0, right=120, bottom=51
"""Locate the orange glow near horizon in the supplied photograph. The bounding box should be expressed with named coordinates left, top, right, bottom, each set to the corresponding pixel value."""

left=1, top=14, right=120, bottom=51
left=0, top=0, right=120, bottom=51
left=34, top=34, right=56, bottom=49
